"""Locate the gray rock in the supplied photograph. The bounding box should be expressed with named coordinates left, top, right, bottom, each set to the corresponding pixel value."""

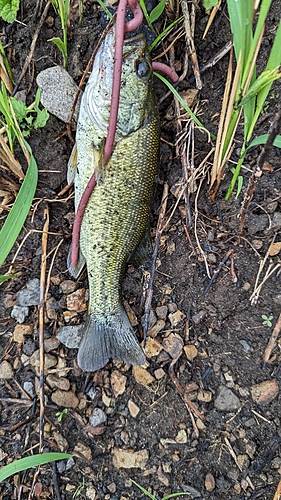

left=36, top=66, right=81, bottom=123
left=89, top=408, right=107, bottom=427
left=18, top=278, right=40, bottom=307
left=239, top=339, right=252, bottom=353
left=11, top=305, right=29, bottom=323
left=23, top=381, right=35, bottom=398
left=57, top=325, right=83, bottom=349
left=214, top=385, right=241, bottom=411
left=0, top=360, right=14, bottom=379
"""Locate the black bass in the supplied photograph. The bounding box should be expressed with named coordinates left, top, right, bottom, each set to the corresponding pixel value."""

left=67, top=27, right=160, bottom=372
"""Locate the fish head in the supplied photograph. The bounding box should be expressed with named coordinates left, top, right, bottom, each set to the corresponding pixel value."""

left=81, top=28, right=155, bottom=149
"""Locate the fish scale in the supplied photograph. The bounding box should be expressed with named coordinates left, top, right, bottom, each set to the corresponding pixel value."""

left=68, top=29, right=160, bottom=372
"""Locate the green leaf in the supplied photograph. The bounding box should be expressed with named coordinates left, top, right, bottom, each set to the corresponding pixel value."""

left=10, top=97, right=27, bottom=121
left=48, top=37, right=66, bottom=56
left=0, top=274, right=16, bottom=283
left=131, top=480, right=156, bottom=500
left=248, top=134, right=281, bottom=149
left=0, top=0, right=19, bottom=22
left=0, top=143, right=38, bottom=267
left=149, top=0, right=166, bottom=24
left=0, top=453, right=72, bottom=482
left=33, top=108, right=49, bottom=129
left=203, top=0, right=219, bottom=9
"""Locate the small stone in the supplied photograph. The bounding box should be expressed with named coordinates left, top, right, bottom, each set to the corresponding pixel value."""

left=166, top=241, right=176, bottom=255
left=251, top=379, right=279, bottom=405
left=73, top=441, right=92, bottom=460
left=44, top=337, right=60, bottom=352
left=252, top=239, right=263, bottom=250
left=23, top=381, right=35, bottom=398
left=85, top=485, right=96, bottom=499
left=53, top=431, right=68, bottom=451
left=144, top=309, right=157, bottom=329
left=13, top=324, right=33, bottom=343
left=107, top=483, right=116, bottom=494
left=147, top=320, right=165, bottom=338
left=111, top=370, right=127, bottom=397
left=102, top=391, right=111, bottom=407
left=192, top=310, right=207, bottom=324
left=36, top=66, right=81, bottom=123
left=184, top=344, right=198, bottom=361
left=143, top=338, right=163, bottom=358
left=157, top=465, right=169, bottom=486
left=89, top=408, right=107, bottom=427
left=175, top=429, right=187, bottom=443
left=112, top=448, right=149, bottom=469
left=17, top=278, right=40, bottom=306
left=11, top=305, right=29, bottom=323
left=214, top=386, right=241, bottom=411
left=128, top=399, right=140, bottom=418
left=0, top=360, right=14, bottom=379
left=132, top=365, right=155, bottom=386
left=197, top=389, right=212, bottom=402
left=205, top=473, right=215, bottom=491
left=167, top=302, right=177, bottom=313
left=162, top=333, right=183, bottom=359
left=242, top=282, right=251, bottom=291
left=239, top=340, right=252, bottom=353
left=57, top=325, right=82, bottom=348
left=0, top=449, right=7, bottom=461
left=30, top=351, right=57, bottom=370
left=237, top=454, right=250, bottom=470
left=51, top=389, right=79, bottom=408
left=155, top=305, right=168, bottom=320
left=46, top=297, right=58, bottom=320
left=46, top=374, right=70, bottom=391
left=63, top=311, right=78, bottom=322
left=154, top=368, right=165, bottom=380
left=124, top=301, right=138, bottom=327
left=66, top=288, right=87, bottom=311
left=60, top=280, right=77, bottom=294
left=168, top=309, right=186, bottom=327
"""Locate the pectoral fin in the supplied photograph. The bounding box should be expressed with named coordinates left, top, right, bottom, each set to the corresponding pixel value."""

left=67, top=143, right=78, bottom=184
left=129, top=222, right=152, bottom=268
left=67, top=244, right=86, bottom=279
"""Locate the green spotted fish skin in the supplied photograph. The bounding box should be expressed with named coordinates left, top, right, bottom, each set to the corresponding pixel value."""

left=68, top=28, right=160, bottom=372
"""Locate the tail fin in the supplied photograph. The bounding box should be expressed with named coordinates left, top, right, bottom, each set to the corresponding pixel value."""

left=77, top=309, right=146, bottom=372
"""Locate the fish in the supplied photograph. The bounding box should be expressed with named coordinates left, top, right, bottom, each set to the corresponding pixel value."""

left=67, top=26, right=160, bottom=372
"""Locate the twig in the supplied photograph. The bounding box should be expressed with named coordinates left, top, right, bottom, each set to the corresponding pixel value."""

left=181, top=0, right=202, bottom=89
left=12, top=0, right=52, bottom=95
left=39, top=205, right=49, bottom=453
left=273, top=480, right=281, bottom=500
left=202, top=248, right=233, bottom=296
left=143, top=183, right=169, bottom=341
left=263, top=312, right=281, bottom=366
left=52, top=462, right=62, bottom=500
left=239, top=107, right=281, bottom=233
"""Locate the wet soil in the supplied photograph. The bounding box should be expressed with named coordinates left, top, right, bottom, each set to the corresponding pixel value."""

left=1, top=1, right=281, bottom=499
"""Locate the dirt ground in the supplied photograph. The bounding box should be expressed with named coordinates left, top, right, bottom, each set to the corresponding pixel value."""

left=1, top=1, right=281, bottom=499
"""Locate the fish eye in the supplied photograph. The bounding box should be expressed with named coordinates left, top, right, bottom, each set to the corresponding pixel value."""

left=136, top=60, right=150, bottom=78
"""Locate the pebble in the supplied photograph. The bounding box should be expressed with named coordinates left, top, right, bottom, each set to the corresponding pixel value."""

left=36, top=66, right=81, bottom=123
left=51, top=389, right=79, bottom=408
left=46, top=374, right=70, bottom=391
left=11, top=305, right=29, bottom=323
left=143, top=338, right=163, bottom=358
left=192, top=310, right=207, bottom=324
left=147, top=320, right=165, bottom=338
left=167, top=302, right=177, bottom=313
left=175, top=429, right=187, bottom=444
left=157, top=465, right=169, bottom=486
left=154, top=368, right=165, bottom=380
left=251, top=379, right=279, bottom=405
left=155, top=305, right=168, bottom=320
left=17, top=278, right=40, bottom=307
left=112, top=448, right=149, bottom=469
left=44, top=337, right=60, bottom=352
left=53, top=431, right=68, bottom=451
left=86, top=485, right=96, bottom=499
left=73, top=441, right=92, bottom=460
left=57, top=325, right=82, bottom=348
left=23, top=381, right=35, bottom=398
left=13, top=324, right=33, bottom=343
left=205, top=472, right=215, bottom=491
left=89, top=408, right=107, bottom=427
left=214, top=385, right=241, bottom=411
left=168, top=309, right=186, bottom=327
left=128, top=399, right=140, bottom=418
left=0, top=360, right=14, bottom=379
left=162, top=333, right=183, bottom=359
left=239, top=339, right=252, bottom=353
left=197, top=389, right=212, bottom=402
left=184, top=344, right=198, bottom=361
left=110, top=370, right=127, bottom=397
left=46, top=297, right=58, bottom=320
left=30, top=350, right=57, bottom=370
left=66, top=288, right=87, bottom=311
left=132, top=365, right=155, bottom=386
left=60, top=280, right=77, bottom=294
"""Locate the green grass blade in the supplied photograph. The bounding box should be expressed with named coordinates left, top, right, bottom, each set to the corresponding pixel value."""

left=131, top=480, right=156, bottom=500
left=96, top=0, right=113, bottom=19
left=248, top=134, right=281, bottom=149
left=0, top=274, right=16, bottom=283
left=149, top=16, right=183, bottom=51
left=162, top=493, right=191, bottom=499
left=0, top=143, right=38, bottom=267
left=0, top=453, right=72, bottom=482
left=154, top=72, right=214, bottom=137
left=139, top=0, right=153, bottom=31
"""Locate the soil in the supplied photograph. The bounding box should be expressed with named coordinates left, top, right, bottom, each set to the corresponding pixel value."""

left=1, top=1, right=281, bottom=499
